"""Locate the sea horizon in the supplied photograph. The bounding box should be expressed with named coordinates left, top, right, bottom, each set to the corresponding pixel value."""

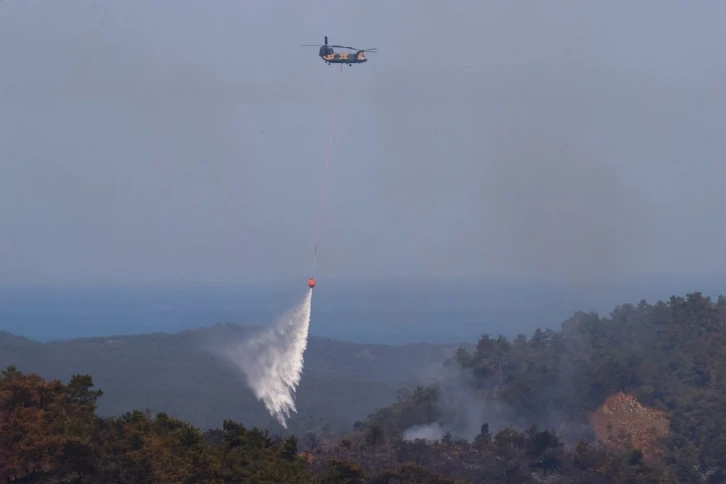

left=1, top=275, right=724, bottom=345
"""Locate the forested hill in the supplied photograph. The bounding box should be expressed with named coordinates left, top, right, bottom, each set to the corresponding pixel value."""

left=0, top=323, right=469, bottom=437
left=0, top=367, right=448, bottom=483
left=4, top=291, right=726, bottom=483
left=344, top=292, right=726, bottom=482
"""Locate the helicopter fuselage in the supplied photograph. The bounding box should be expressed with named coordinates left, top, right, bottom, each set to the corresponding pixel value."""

left=318, top=46, right=367, bottom=65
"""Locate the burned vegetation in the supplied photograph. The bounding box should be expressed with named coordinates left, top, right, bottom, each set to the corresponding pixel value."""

left=2, top=292, right=726, bottom=482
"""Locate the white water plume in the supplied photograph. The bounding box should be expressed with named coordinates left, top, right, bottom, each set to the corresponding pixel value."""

left=220, top=289, right=312, bottom=427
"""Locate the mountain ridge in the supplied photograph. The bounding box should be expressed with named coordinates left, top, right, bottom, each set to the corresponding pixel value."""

left=0, top=322, right=472, bottom=436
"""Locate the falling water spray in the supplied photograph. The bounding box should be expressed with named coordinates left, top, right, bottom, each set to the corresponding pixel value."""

left=219, top=289, right=312, bottom=427
left=216, top=72, right=339, bottom=427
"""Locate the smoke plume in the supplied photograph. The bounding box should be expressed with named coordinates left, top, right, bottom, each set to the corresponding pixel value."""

left=401, top=331, right=597, bottom=444
left=402, top=364, right=516, bottom=442
left=218, top=289, right=312, bottom=427
left=403, top=422, right=446, bottom=441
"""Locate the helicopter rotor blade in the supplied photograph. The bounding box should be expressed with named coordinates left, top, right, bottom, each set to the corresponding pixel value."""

left=300, top=40, right=376, bottom=52
left=329, top=44, right=378, bottom=52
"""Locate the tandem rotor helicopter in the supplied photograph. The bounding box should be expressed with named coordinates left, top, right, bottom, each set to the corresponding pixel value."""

left=301, top=36, right=377, bottom=66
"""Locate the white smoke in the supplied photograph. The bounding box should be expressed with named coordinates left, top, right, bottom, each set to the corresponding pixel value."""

left=402, top=365, right=516, bottom=442
left=218, top=289, right=312, bottom=428
left=403, top=422, right=446, bottom=442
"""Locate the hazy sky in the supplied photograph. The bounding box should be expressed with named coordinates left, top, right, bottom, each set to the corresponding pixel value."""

left=1, top=0, right=725, bottom=287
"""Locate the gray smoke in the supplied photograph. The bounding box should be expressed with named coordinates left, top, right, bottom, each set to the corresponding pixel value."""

left=402, top=364, right=515, bottom=442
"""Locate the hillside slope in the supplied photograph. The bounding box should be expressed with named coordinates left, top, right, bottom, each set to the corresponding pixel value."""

left=0, top=323, right=469, bottom=435
left=355, top=292, right=726, bottom=482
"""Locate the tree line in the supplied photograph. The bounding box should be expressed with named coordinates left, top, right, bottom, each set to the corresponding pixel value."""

left=2, top=291, right=725, bottom=482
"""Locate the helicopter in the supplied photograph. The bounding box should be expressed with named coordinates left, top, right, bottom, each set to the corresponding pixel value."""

left=301, top=36, right=377, bottom=66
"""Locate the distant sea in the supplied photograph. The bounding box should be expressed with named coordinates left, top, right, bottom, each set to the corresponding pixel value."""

left=1, top=277, right=724, bottom=345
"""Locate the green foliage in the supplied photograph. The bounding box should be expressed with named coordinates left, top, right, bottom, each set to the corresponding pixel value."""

left=2, top=290, right=725, bottom=482
left=323, top=459, right=367, bottom=483
left=0, top=369, right=316, bottom=483
left=326, top=423, right=669, bottom=483
left=0, top=326, right=461, bottom=439
left=0, top=367, right=476, bottom=483
left=466, top=293, right=726, bottom=479
left=473, top=423, right=490, bottom=449
left=370, top=462, right=466, bottom=483
left=361, top=291, right=726, bottom=482
left=67, top=373, right=104, bottom=409
left=367, top=385, right=440, bottom=436
left=365, top=423, right=385, bottom=447
left=281, top=435, right=299, bottom=461
left=0, top=366, right=667, bottom=484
